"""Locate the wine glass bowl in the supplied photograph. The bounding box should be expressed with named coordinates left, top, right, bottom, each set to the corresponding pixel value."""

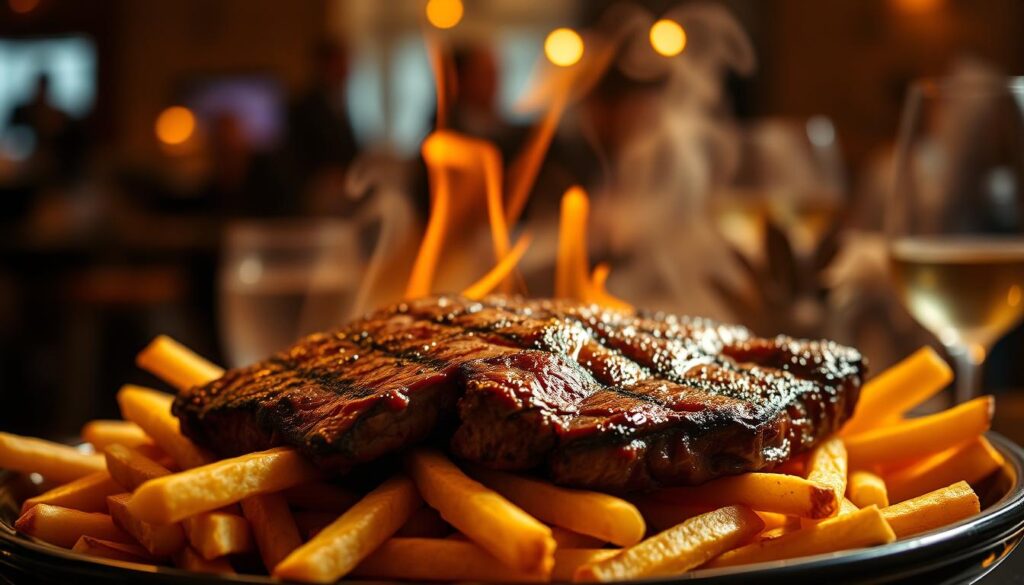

left=888, top=77, right=1024, bottom=402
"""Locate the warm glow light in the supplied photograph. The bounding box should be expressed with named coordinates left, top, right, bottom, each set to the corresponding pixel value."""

left=544, top=28, right=584, bottom=67
left=155, top=106, right=196, bottom=146
left=649, top=19, right=686, bottom=57
left=462, top=234, right=532, bottom=300
left=8, top=0, right=40, bottom=14
left=891, top=0, right=942, bottom=13
left=425, top=0, right=463, bottom=29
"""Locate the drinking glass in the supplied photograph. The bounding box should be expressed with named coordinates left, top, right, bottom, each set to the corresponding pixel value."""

left=710, top=116, right=845, bottom=258
left=218, top=220, right=361, bottom=367
left=888, top=77, right=1024, bottom=402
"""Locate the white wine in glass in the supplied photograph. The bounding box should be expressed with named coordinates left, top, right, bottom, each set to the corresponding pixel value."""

left=888, top=77, right=1024, bottom=402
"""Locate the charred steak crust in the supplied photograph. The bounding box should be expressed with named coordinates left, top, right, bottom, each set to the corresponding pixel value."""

left=173, top=295, right=864, bottom=491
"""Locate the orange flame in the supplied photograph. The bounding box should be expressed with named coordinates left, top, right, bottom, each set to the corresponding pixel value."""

left=555, top=186, right=633, bottom=312
left=462, top=233, right=533, bottom=299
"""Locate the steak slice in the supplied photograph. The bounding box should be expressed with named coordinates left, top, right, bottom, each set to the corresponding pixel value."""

left=173, top=295, right=865, bottom=490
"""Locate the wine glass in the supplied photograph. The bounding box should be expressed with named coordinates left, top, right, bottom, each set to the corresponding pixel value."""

left=710, top=116, right=845, bottom=259
left=888, top=77, right=1024, bottom=403
left=218, top=219, right=361, bottom=367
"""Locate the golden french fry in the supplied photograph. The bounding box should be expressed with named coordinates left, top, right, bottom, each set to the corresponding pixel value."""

left=575, top=506, right=764, bottom=581
left=706, top=505, right=896, bottom=568
left=241, top=492, right=302, bottom=571
left=352, top=537, right=548, bottom=582
left=15, top=504, right=133, bottom=548
left=848, top=470, right=889, bottom=508
left=470, top=466, right=644, bottom=547
left=886, top=437, right=1004, bottom=503
left=550, top=526, right=606, bottom=549
left=800, top=497, right=859, bottom=530
left=283, top=481, right=360, bottom=513
left=755, top=511, right=794, bottom=531
left=845, top=397, right=993, bottom=469
left=183, top=511, right=253, bottom=559
left=805, top=437, right=848, bottom=509
left=395, top=505, right=452, bottom=538
left=274, top=475, right=421, bottom=583
left=107, top=493, right=185, bottom=558
left=652, top=473, right=838, bottom=519
left=552, top=549, right=621, bottom=582
left=408, top=449, right=555, bottom=574
left=128, top=446, right=318, bottom=524
left=0, top=432, right=105, bottom=483
left=81, top=420, right=151, bottom=450
left=880, top=481, right=980, bottom=538
left=116, top=385, right=212, bottom=470
left=173, top=546, right=235, bottom=574
left=104, top=444, right=173, bottom=491
left=842, top=347, right=953, bottom=436
left=72, top=536, right=156, bottom=564
left=136, top=335, right=224, bottom=392
left=21, top=471, right=121, bottom=514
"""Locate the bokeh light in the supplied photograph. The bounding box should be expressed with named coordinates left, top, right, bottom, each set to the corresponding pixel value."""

left=155, top=106, right=196, bottom=146
left=425, top=0, right=463, bottom=30
left=649, top=19, right=687, bottom=57
left=8, top=0, right=41, bottom=14
left=544, top=28, right=584, bottom=67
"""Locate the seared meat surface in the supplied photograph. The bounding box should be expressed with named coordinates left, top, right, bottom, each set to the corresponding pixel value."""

left=173, top=296, right=864, bottom=491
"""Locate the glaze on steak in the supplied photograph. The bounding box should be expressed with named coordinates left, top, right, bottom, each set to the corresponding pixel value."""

left=173, top=296, right=864, bottom=491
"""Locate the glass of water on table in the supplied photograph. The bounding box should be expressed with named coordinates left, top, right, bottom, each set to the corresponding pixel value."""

left=888, top=77, right=1024, bottom=403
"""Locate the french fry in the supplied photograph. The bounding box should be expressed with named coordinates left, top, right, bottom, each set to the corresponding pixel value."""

left=183, top=511, right=253, bottom=559
left=848, top=470, right=890, bottom=508
left=107, top=494, right=185, bottom=558
left=407, top=449, right=556, bottom=574
left=104, top=444, right=173, bottom=491
left=886, top=437, right=1004, bottom=503
left=755, top=511, right=794, bottom=531
left=0, top=432, right=105, bottom=483
left=128, top=446, right=319, bottom=524
left=575, top=506, right=764, bottom=581
left=294, top=511, right=339, bottom=541
left=283, top=481, right=361, bottom=513
left=800, top=497, right=859, bottom=529
left=651, top=473, right=838, bottom=519
left=72, top=536, right=156, bottom=564
left=136, top=335, right=224, bottom=391
left=880, top=481, right=980, bottom=538
left=273, top=475, right=421, bottom=583
left=116, top=385, right=212, bottom=470
left=81, top=420, right=151, bottom=450
left=845, top=396, right=994, bottom=469
left=550, top=526, right=606, bottom=549
left=552, top=549, right=621, bottom=582
left=395, top=505, right=452, bottom=538
left=470, top=466, right=645, bottom=547
left=805, top=437, right=848, bottom=509
left=706, top=505, right=896, bottom=568
left=240, top=493, right=302, bottom=571
left=842, top=347, right=953, bottom=436
left=15, top=504, right=133, bottom=548
left=352, top=537, right=547, bottom=582
left=173, top=546, right=235, bottom=574
left=21, top=471, right=121, bottom=514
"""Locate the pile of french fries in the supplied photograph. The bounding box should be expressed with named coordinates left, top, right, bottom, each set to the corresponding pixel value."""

left=0, top=340, right=1003, bottom=582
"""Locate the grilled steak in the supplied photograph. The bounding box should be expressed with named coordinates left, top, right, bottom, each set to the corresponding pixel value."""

left=173, top=296, right=864, bottom=491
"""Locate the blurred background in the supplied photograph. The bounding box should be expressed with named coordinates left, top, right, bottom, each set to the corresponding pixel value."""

left=1, top=0, right=1023, bottom=438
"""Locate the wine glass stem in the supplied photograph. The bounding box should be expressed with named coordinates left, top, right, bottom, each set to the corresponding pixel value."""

left=948, top=343, right=986, bottom=403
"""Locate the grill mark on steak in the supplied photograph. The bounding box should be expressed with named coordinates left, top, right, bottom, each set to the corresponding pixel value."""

left=174, top=295, right=864, bottom=491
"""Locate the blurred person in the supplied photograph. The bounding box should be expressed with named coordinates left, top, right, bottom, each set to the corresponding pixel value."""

left=286, top=38, right=358, bottom=215
left=7, top=74, right=87, bottom=187
left=202, top=112, right=292, bottom=217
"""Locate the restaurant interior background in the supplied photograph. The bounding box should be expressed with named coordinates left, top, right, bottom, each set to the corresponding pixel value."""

left=0, top=0, right=1022, bottom=438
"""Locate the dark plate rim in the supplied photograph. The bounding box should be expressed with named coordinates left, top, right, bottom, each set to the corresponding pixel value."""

left=1, top=432, right=1023, bottom=583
